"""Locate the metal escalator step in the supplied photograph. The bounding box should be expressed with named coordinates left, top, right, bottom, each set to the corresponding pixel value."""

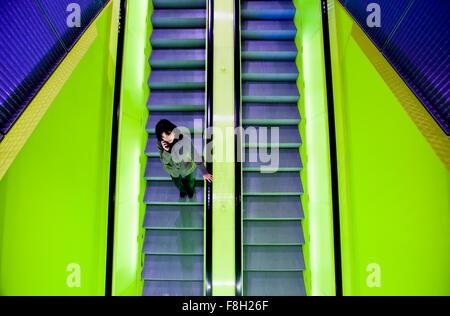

left=242, top=40, right=297, bottom=61
left=142, top=255, right=204, bottom=281
left=149, top=49, right=206, bottom=69
left=244, top=220, right=305, bottom=244
left=153, top=0, right=206, bottom=9
left=244, top=271, right=306, bottom=296
left=242, top=21, right=296, bottom=40
left=243, top=171, right=303, bottom=194
left=145, top=181, right=205, bottom=203
left=242, top=125, right=302, bottom=146
left=242, top=0, right=296, bottom=20
left=151, top=29, right=206, bottom=48
left=243, top=147, right=303, bottom=170
left=242, top=61, right=298, bottom=81
left=143, top=280, right=204, bottom=296
left=244, top=245, right=305, bottom=271
left=244, top=195, right=303, bottom=219
left=148, top=90, right=205, bottom=107
left=243, top=103, right=300, bottom=121
left=149, top=70, right=205, bottom=90
left=152, top=9, right=206, bottom=28
left=143, top=204, right=204, bottom=229
left=243, top=82, right=299, bottom=103
left=143, top=230, right=204, bottom=254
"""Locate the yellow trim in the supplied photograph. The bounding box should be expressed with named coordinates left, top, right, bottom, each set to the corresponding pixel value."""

left=351, top=22, right=450, bottom=171
left=0, top=3, right=115, bottom=180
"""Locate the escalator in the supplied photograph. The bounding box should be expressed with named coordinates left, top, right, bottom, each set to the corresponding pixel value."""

left=240, top=0, right=306, bottom=296
left=141, top=0, right=207, bottom=296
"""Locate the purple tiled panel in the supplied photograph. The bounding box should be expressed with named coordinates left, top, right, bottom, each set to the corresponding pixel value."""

left=0, top=0, right=109, bottom=136
left=339, top=0, right=450, bottom=135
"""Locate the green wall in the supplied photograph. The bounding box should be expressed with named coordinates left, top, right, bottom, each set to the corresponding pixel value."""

left=111, top=0, right=152, bottom=296
left=0, top=2, right=119, bottom=296
left=328, top=0, right=450, bottom=296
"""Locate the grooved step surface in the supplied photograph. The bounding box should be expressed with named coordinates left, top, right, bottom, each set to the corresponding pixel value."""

left=144, top=204, right=204, bottom=229
left=244, top=195, right=304, bottom=220
left=242, top=1, right=296, bottom=20
left=143, top=281, right=204, bottom=296
left=153, top=0, right=206, bottom=9
left=244, top=245, right=305, bottom=271
left=145, top=181, right=205, bottom=203
left=143, top=230, right=204, bottom=254
left=244, top=272, right=306, bottom=296
left=244, top=220, right=305, bottom=245
left=142, top=255, right=204, bottom=281
left=149, top=49, right=206, bottom=69
left=152, top=9, right=206, bottom=28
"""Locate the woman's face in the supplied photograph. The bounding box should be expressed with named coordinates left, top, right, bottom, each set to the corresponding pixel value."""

left=162, top=131, right=175, bottom=144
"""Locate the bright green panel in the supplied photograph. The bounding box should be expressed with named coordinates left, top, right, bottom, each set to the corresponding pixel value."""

left=0, top=2, right=119, bottom=296
left=293, top=0, right=336, bottom=296
left=328, top=0, right=450, bottom=296
left=212, top=0, right=236, bottom=297
left=111, top=0, right=152, bottom=297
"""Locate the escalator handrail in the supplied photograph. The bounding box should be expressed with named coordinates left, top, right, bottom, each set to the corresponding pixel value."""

left=205, top=0, right=214, bottom=297
left=234, top=0, right=243, bottom=297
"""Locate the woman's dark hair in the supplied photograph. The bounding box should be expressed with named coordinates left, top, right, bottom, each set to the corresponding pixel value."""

left=155, top=119, right=177, bottom=142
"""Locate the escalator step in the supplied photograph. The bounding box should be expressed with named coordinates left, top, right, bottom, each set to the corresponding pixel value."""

left=150, top=49, right=206, bottom=69
left=242, top=40, right=297, bottom=61
left=148, top=70, right=205, bottom=90
left=152, top=9, right=206, bottom=28
left=153, top=0, right=206, bottom=9
left=145, top=181, right=205, bottom=203
left=244, top=272, right=306, bottom=296
left=142, top=255, right=204, bottom=280
left=151, top=29, right=206, bottom=48
left=242, top=125, right=302, bottom=145
left=242, top=0, right=296, bottom=20
left=143, top=204, right=204, bottom=229
left=244, top=195, right=304, bottom=219
left=243, top=147, right=303, bottom=170
left=143, top=230, right=204, bottom=254
left=242, top=61, right=298, bottom=81
left=244, top=220, right=305, bottom=244
left=242, top=21, right=296, bottom=40
left=243, top=103, right=300, bottom=121
left=243, top=82, right=299, bottom=103
left=244, top=245, right=305, bottom=271
left=143, top=280, right=204, bottom=296
left=147, top=90, right=205, bottom=111
left=243, top=171, right=303, bottom=194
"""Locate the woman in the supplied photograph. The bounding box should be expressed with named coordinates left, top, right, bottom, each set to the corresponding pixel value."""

left=155, top=119, right=213, bottom=199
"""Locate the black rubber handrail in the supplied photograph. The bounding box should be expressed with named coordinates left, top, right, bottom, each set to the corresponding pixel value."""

left=321, top=0, right=343, bottom=297
left=105, top=0, right=127, bottom=296
left=205, top=0, right=214, bottom=297
left=234, top=0, right=243, bottom=297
